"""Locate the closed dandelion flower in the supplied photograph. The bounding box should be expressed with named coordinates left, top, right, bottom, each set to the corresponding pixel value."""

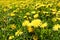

left=53, top=24, right=60, bottom=31
left=10, top=12, right=15, bottom=16
left=52, top=18, right=57, bottom=22
left=23, top=16, right=27, bottom=18
left=22, top=20, right=30, bottom=26
left=26, top=12, right=30, bottom=15
left=31, top=11, right=36, bottom=14
left=15, top=30, right=23, bottom=36
left=31, top=19, right=42, bottom=28
left=9, top=35, right=14, bottom=40
left=10, top=24, right=16, bottom=29
left=34, top=14, right=39, bottom=18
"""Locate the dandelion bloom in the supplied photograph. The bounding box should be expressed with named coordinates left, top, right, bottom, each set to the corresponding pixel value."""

left=15, top=30, right=23, bottom=36
left=31, top=19, right=42, bottom=28
left=40, top=22, right=48, bottom=28
left=53, top=24, right=60, bottom=31
left=34, top=14, right=39, bottom=18
left=27, top=27, right=34, bottom=33
left=9, top=35, right=14, bottom=40
left=22, top=20, right=30, bottom=26
left=10, top=24, right=16, bottom=29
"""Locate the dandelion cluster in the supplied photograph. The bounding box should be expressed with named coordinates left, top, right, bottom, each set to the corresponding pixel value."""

left=0, top=0, right=60, bottom=40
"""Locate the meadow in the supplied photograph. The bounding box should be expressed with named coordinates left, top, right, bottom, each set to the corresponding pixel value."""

left=0, top=0, right=60, bottom=40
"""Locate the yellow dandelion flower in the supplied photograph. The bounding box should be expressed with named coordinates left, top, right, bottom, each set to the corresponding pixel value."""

left=23, top=16, right=27, bottom=18
left=57, top=18, right=60, bottom=20
left=52, top=11, right=56, bottom=14
left=9, top=35, right=14, bottom=40
left=19, top=16, right=21, bottom=17
left=31, top=11, right=36, bottom=14
left=15, top=4, right=19, bottom=7
left=52, top=18, right=57, bottom=22
left=29, top=17, right=32, bottom=19
left=27, top=27, right=34, bottom=33
left=53, top=24, right=60, bottom=31
left=57, top=2, right=60, bottom=7
left=40, top=22, right=48, bottom=28
left=35, top=3, right=45, bottom=9
left=40, top=3, right=46, bottom=7
left=46, top=4, right=52, bottom=8
left=43, top=11, right=48, bottom=14
left=10, top=12, right=15, bottom=16
left=58, top=25, right=60, bottom=29
left=27, top=23, right=32, bottom=27
left=13, top=10, right=18, bottom=13
left=56, top=11, right=60, bottom=17
left=22, top=20, right=30, bottom=26
left=51, top=8, right=57, bottom=12
left=26, top=17, right=29, bottom=20
left=3, top=8, right=7, bottom=12
left=31, top=19, right=42, bottom=28
left=10, top=24, right=16, bottom=29
left=7, top=5, right=12, bottom=9
left=15, top=30, right=23, bottom=36
left=34, top=14, right=39, bottom=18
left=26, top=12, right=30, bottom=15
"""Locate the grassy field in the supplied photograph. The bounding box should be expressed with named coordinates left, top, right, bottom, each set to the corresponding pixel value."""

left=0, top=0, right=60, bottom=40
